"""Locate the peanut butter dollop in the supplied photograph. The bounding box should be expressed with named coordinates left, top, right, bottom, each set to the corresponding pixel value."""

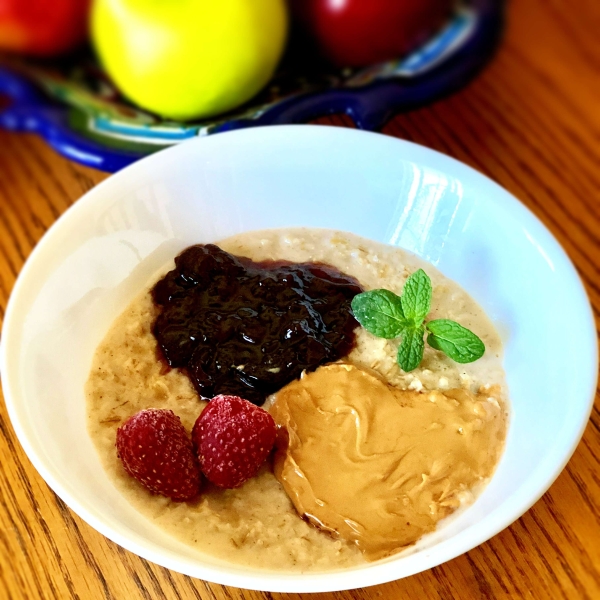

left=270, top=364, right=506, bottom=560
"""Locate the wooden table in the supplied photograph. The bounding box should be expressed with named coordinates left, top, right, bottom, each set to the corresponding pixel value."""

left=1, top=0, right=599, bottom=598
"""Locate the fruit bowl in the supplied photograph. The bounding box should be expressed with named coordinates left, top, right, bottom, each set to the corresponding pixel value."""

left=0, top=0, right=504, bottom=172
left=1, top=126, right=596, bottom=592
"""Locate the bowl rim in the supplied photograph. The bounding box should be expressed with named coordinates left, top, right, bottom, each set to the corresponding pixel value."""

left=1, top=125, right=597, bottom=592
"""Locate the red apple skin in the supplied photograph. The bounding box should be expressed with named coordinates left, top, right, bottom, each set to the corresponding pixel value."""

left=290, top=0, right=454, bottom=68
left=0, top=0, right=91, bottom=57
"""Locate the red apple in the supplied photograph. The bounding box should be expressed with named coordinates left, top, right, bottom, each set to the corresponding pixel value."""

left=0, top=0, right=91, bottom=57
left=289, top=0, right=454, bottom=68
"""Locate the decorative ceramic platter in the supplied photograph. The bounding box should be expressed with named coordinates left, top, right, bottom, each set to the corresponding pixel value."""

left=0, top=0, right=503, bottom=172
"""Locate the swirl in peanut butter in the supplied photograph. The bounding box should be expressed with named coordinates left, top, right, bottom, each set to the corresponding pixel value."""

left=270, top=363, right=507, bottom=560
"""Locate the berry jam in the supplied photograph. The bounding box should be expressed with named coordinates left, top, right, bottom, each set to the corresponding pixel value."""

left=152, top=244, right=363, bottom=405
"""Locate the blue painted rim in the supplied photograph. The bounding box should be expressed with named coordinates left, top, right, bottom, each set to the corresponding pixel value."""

left=0, top=0, right=504, bottom=173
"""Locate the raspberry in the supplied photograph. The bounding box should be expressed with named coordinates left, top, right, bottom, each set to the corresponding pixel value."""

left=192, top=395, right=277, bottom=489
left=116, top=409, right=201, bottom=501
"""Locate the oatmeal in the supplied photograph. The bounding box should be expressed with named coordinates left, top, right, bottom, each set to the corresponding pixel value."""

left=86, top=228, right=508, bottom=572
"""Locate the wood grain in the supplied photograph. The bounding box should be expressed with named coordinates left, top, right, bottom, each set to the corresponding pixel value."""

left=0, top=0, right=599, bottom=598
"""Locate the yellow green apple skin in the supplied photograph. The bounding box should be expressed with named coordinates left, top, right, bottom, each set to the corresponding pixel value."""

left=91, top=0, right=288, bottom=120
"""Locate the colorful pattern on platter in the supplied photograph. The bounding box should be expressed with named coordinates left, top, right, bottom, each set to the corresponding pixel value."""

left=0, top=0, right=503, bottom=172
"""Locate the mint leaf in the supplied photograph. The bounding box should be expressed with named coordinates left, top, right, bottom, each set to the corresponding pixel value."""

left=351, top=290, right=408, bottom=339
left=401, top=269, right=432, bottom=325
left=426, top=319, right=485, bottom=363
left=397, top=326, right=425, bottom=372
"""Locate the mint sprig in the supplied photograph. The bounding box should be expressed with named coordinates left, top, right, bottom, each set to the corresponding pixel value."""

left=351, top=269, right=485, bottom=372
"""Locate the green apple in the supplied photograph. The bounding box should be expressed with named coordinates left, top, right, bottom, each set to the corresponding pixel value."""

left=92, top=0, right=288, bottom=120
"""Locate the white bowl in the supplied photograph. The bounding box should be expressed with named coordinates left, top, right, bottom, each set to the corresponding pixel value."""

left=2, top=125, right=597, bottom=592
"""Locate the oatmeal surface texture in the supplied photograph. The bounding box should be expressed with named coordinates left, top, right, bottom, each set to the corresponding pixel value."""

left=86, top=228, right=508, bottom=572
